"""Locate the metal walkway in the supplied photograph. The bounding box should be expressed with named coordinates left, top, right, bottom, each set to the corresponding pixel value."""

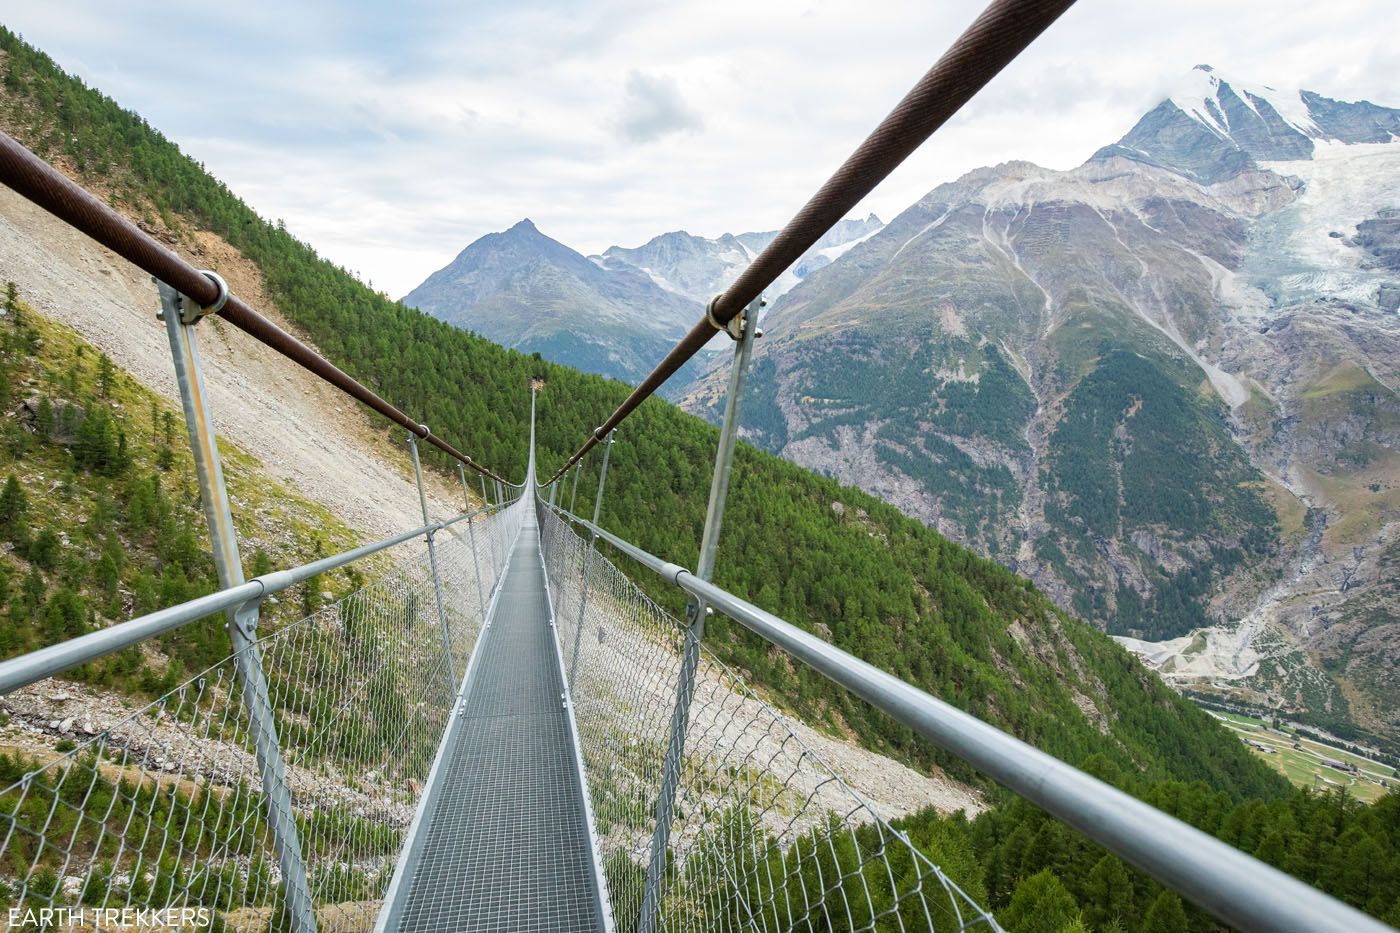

left=381, top=505, right=604, bottom=932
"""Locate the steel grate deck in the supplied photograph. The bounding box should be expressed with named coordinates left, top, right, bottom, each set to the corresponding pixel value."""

left=388, top=509, right=602, bottom=932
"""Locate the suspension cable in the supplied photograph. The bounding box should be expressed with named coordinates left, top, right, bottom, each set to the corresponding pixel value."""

left=0, top=131, right=509, bottom=484
left=543, top=0, right=1076, bottom=484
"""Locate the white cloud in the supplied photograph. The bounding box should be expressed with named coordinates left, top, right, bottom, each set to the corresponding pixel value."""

left=3, top=0, right=1398, bottom=296
left=615, top=71, right=703, bottom=143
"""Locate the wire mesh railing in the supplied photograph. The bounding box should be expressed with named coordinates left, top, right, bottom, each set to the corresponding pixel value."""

left=0, top=497, right=524, bottom=931
left=538, top=503, right=999, bottom=933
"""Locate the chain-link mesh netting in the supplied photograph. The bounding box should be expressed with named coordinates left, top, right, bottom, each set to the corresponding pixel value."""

left=0, top=498, right=524, bottom=931
left=538, top=505, right=1000, bottom=933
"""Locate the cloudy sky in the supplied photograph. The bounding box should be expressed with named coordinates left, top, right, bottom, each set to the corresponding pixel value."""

left=4, top=1, right=1398, bottom=296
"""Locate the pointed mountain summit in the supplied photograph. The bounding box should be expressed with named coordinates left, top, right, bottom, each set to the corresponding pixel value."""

left=1095, top=65, right=1400, bottom=183
left=402, top=219, right=700, bottom=387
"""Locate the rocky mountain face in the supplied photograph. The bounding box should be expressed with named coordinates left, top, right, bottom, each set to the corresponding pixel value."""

left=680, top=69, right=1400, bottom=750
left=402, top=219, right=702, bottom=388
left=592, top=214, right=884, bottom=304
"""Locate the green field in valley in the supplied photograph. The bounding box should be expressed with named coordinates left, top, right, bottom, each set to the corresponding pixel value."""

left=1210, top=712, right=1396, bottom=803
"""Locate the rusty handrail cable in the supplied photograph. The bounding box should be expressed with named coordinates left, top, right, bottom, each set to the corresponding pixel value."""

left=0, top=131, right=509, bottom=484
left=543, top=0, right=1076, bottom=484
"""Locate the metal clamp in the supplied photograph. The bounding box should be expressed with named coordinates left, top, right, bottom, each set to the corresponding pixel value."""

left=705, top=294, right=765, bottom=341
left=161, top=270, right=229, bottom=325
left=231, top=598, right=262, bottom=642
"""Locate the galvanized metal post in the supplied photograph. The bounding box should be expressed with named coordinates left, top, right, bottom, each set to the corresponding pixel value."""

left=638, top=298, right=761, bottom=933
left=495, top=479, right=504, bottom=506
left=465, top=514, right=487, bottom=623
left=568, top=431, right=614, bottom=681
left=568, top=463, right=581, bottom=515
left=157, top=281, right=316, bottom=933
left=456, top=463, right=472, bottom=511
left=480, top=474, right=490, bottom=507
left=456, top=455, right=490, bottom=627
left=409, top=433, right=459, bottom=691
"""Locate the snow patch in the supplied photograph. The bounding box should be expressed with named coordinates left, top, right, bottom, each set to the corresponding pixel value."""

left=891, top=209, right=952, bottom=262
left=815, top=223, right=885, bottom=263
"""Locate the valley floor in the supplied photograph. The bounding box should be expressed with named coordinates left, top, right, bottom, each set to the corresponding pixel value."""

left=1206, top=710, right=1395, bottom=803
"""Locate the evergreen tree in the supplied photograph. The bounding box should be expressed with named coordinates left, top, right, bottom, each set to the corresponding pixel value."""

left=34, top=396, right=54, bottom=441
left=0, top=474, right=27, bottom=532
left=27, top=528, right=61, bottom=571
left=4, top=281, right=20, bottom=328
left=1141, top=891, right=1188, bottom=933
left=156, top=410, right=176, bottom=470
left=1001, top=869, right=1082, bottom=933
left=1253, top=829, right=1285, bottom=866
left=94, top=535, right=122, bottom=601
left=75, top=407, right=121, bottom=474
left=96, top=352, right=115, bottom=398
left=41, top=586, right=86, bottom=640
left=1083, top=854, right=1134, bottom=931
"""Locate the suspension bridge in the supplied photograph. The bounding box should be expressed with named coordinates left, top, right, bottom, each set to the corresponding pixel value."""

left=0, top=0, right=1393, bottom=929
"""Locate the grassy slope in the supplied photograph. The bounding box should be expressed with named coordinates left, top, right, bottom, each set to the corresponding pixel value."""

left=0, top=25, right=1287, bottom=800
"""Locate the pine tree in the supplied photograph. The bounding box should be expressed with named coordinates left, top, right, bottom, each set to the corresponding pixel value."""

left=1001, top=869, right=1082, bottom=933
left=20, top=568, right=46, bottom=617
left=157, top=410, right=176, bottom=470
left=1141, top=891, right=1188, bottom=933
left=42, top=586, right=86, bottom=639
left=4, top=281, right=19, bottom=328
left=35, top=396, right=54, bottom=441
left=94, top=535, right=122, bottom=600
left=0, top=474, right=27, bottom=532
left=28, top=528, right=61, bottom=571
left=96, top=352, right=115, bottom=398
left=75, top=407, right=120, bottom=474
left=1083, top=854, right=1135, bottom=931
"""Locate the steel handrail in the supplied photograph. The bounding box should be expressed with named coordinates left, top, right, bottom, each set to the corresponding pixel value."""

left=0, top=504, right=503, bottom=695
left=542, top=501, right=1390, bottom=933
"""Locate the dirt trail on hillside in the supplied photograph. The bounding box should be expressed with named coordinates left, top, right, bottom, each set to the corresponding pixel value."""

left=0, top=187, right=474, bottom=538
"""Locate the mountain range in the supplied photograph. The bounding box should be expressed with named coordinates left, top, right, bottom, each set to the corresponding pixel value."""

left=592, top=213, right=885, bottom=305
left=401, top=214, right=883, bottom=390
left=404, top=66, right=1400, bottom=751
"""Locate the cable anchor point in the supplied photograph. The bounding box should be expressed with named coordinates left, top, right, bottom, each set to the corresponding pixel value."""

left=706, top=294, right=765, bottom=341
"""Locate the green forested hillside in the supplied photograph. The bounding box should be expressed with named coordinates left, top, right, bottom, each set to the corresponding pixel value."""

left=0, top=24, right=1287, bottom=801
left=908, top=760, right=1400, bottom=929
left=1042, top=349, right=1277, bottom=639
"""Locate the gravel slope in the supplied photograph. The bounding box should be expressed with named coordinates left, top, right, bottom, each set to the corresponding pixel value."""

left=0, top=186, right=473, bottom=537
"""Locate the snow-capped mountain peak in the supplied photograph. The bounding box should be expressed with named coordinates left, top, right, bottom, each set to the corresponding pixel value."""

left=1170, top=64, right=1321, bottom=141
left=1095, top=65, right=1400, bottom=184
